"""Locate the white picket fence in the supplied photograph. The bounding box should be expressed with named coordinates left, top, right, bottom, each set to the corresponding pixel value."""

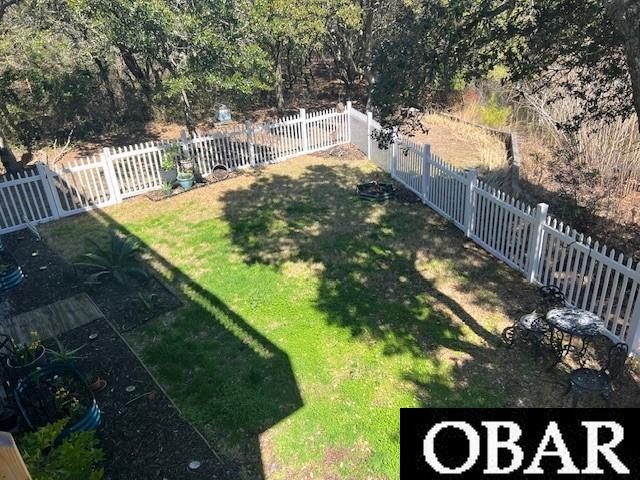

left=349, top=108, right=640, bottom=355
left=0, top=106, right=350, bottom=233
left=1, top=103, right=639, bottom=354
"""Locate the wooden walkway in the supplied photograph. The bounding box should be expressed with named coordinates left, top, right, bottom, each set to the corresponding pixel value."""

left=0, top=293, right=104, bottom=344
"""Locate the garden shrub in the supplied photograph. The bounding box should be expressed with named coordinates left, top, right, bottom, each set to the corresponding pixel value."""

left=19, top=418, right=104, bottom=480
left=480, top=94, right=512, bottom=128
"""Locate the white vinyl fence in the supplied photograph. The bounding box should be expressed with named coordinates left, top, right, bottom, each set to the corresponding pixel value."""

left=1, top=103, right=639, bottom=354
left=0, top=106, right=350, bottom=233
left=349, top=108, right=640, bottom=355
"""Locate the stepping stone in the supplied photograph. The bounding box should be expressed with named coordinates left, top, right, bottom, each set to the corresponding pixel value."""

left=0, top=293, right=104, bottom=344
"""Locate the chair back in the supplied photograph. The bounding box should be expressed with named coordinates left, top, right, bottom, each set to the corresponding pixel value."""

left=605, top=342, right=629, bottom=380
left=537, top=285, right=565, bottom=312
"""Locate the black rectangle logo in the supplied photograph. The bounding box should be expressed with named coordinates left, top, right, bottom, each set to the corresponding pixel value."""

left=401, top=409, right=638, bottom=478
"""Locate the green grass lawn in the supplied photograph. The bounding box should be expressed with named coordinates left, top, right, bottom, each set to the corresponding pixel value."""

left=43, top=156, right=573, bottom=478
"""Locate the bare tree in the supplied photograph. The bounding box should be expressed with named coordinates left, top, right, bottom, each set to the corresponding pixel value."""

left=607, top=0, right=640, bottom=129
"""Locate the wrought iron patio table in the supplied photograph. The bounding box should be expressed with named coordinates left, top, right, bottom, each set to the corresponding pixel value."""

left=545, top=307, right=604, bottom=370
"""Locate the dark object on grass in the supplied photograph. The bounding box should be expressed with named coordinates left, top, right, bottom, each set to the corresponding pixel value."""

left=356, top=181, right=395, bottom=202
left=74, top=232, right=148, bottom=286
left=15, top=362, right=101, bottom=433
left=563, top=342, right=628, bottom=407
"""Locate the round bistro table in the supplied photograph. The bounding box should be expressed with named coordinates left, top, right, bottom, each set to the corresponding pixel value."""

left=545, top=307, right=604, bottom=369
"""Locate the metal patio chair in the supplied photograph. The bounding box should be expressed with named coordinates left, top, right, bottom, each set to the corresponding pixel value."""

left=563, top=342, right=628, bottom=407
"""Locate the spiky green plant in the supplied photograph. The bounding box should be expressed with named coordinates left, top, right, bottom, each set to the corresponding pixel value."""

left=74, top=232, right=148, bottom=286
left=45, top=336, right=87, bottom=363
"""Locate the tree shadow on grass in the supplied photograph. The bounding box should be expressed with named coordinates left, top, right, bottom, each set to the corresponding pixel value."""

left=220, top=162, right=537, bottom=405
left=220, top=159, right=640, bottom=410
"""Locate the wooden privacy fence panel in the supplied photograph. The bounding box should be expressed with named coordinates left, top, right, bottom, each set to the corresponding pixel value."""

left=348, top=108, right=640, bottom=354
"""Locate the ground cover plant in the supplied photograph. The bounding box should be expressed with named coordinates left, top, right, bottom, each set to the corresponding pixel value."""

left=41, top=155, right=640, bottom=479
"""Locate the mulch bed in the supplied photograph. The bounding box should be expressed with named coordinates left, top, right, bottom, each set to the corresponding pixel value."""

left=145, top=170, right=239, bottom=202
left=0, top=231, right=181, bottom=331
left=0, top=230, right=239, bottom=479
left=54, top=320, right=237, bottom=479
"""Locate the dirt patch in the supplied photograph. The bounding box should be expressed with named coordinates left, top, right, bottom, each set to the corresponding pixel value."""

left=412, top=114, right=508, bottom=171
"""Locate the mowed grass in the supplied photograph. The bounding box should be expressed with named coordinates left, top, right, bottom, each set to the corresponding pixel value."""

left=43, top=156, right=549, bottom=479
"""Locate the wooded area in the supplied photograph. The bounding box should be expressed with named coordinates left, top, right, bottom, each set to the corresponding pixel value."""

left=0, top=0, right=639, bottom=176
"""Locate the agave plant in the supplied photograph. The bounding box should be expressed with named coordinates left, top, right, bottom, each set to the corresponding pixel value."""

left=74, top=232, right=148, bottom=286
left=45, top=336, right=87, bottom=364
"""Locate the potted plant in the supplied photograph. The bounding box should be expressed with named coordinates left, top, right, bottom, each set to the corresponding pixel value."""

left=179, top=148, right=195, bottom=173
left=6, top=331, right=47, bottom=379
left=0, top=249, right=24, bottom=294
left=161, top=181, right=173, bottom=197
left=160, top=145, right=180, bottom=184
left=14, top=362, right=101, bottom=433
left=177, top=171, right=195, bottom=190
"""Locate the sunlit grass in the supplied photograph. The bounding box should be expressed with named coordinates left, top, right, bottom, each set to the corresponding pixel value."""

left=43, top=156, right=537, bottom=479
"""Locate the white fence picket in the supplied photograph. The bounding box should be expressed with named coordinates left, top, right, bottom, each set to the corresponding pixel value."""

left=0, top=168, right=56, bottom=232
left=2, top=105, right=639, bottom=354
left=346, top=107, right=640, bottom=353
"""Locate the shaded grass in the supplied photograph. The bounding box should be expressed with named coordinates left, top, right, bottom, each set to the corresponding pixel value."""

left=41, top=156, right=640, bottom=479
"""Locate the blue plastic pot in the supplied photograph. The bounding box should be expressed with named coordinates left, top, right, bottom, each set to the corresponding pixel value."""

left=14, top=363, right=101, bottom=434
left=177, top=174, right=194, bottom=190
left=0, top=251, right=24, bottom=294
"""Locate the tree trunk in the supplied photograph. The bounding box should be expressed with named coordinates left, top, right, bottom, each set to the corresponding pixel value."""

left=607, top=0, right=640, bottom=130
left=362, top=3, right=376, bottom=110
left=0, top=129, right=19, bottom=174
left=117, top=45, right=152, bottom=103
left=94, top=58, right=118, bottom=114
left=180, top=89, right=197, bottom=137
left=0, top=103, right=21, bottom=174
left=274, top=46, right=285, bottom=111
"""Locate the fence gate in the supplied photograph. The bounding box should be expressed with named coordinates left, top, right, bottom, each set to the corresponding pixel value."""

left=47, top=157, right=117, bottom=217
